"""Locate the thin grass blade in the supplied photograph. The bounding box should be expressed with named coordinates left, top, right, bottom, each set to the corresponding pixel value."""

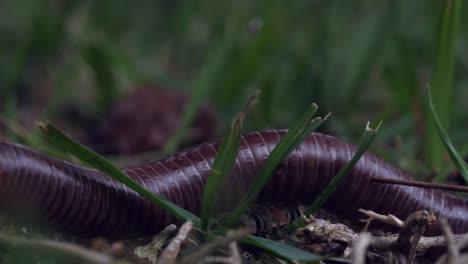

left=304, top=121, right=382, bottom=216
left=200, top=94, right=256, bottom=231
left=38, top=122, right=200, bottom=225
left=2, top=118, right=68, bottom=160
left=225, top=103, right=327, bottom=226
left=428, top=88, right=468, bottom=183
left=425, top=0, right=462, bottom=170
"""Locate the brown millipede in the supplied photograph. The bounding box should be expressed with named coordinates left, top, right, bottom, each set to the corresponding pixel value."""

left=0, top=130, right=466, bottom=238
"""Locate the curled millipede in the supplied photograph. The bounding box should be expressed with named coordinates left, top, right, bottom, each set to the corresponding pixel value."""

left=0, top=130, right=466, bottom=238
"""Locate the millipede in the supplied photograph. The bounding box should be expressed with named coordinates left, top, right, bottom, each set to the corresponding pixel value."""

left=0, top=130, right=466, bottom=238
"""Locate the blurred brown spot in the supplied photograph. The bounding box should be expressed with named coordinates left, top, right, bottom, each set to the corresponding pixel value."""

left=102, top=87, right=216, bottom=154
left=109, top=241, right=126, bottom=258
left=90, top=237, right=109, bottom=252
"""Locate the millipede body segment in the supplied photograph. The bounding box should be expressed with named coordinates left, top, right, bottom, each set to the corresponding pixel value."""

left=0, top=130, right=466, bottom=238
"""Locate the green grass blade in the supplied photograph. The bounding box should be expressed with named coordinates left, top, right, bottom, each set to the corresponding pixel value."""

left=425, top=0, right=462, bottom=170
left=38, top=122, right=200, bottom=225
left=428, top=88, right=468, bottom=183
left=1, top=118, right=68, bottom=160
left=200, top=94, right=256, bottom=231
left=242, top=235, right=321, bottom=262
left=225, top=104, right=328, bottom=226
left=304, top=121, right=382, bottom=216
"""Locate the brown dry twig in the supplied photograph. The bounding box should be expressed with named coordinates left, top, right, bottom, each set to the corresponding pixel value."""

left=358, top=209, right=404, bottom=230
left=296, top=217, right=356, bottom=245
left=397, top=210, right=436, bottom=264
left=371, top=177, right=468, bottom=193
left=296, top=210, right=465, bottom=256
left=134, top=224, right=178, bottom=264
left=178, top=228, right=252, bottom=264
left=229, top=240, right=242, bottom=264
left=158, top=221, right=193, bottom=264
left=351, top=232, right=371, bottom=264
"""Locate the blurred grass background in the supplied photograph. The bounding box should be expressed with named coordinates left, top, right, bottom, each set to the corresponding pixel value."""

left=0, top=0, right=467, bottom=179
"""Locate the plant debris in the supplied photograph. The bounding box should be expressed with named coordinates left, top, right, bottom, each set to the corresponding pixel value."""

left=134, top=225, right=178, bottom=264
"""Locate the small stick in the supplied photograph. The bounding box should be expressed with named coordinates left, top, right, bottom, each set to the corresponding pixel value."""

left=178, top=228, right=252, bottom=264
left=159, top=221, right=193, bottom=264
left=133, top=224, right=178, bottom=263
left=358, top=209, right=404, bottom=228
left=351, top=232, right=371, bottom=264
left=397, top=211, right=436, bottom=264
left=436, top=218, right=459, bottom=264
left=229, top=241, right=242, bottom=264
left=371, top=177, right=468, bottom=193
left=298, top=211, right=466, bottom=254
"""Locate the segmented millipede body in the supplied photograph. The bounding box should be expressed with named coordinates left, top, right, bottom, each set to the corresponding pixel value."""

left=0, top=130, right=466, bottom=238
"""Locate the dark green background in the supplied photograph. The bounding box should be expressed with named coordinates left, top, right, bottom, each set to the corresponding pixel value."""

left=1, top=0, right=467, bottom=177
